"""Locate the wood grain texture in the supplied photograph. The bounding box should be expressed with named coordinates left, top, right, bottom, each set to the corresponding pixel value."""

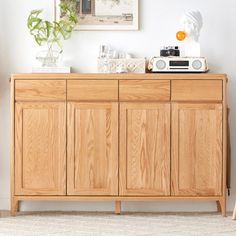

left=120, top=103, right=170, bottom=196
left=15, top=102, right=66, bottom=195
left=222, top=79, right=228, bottom=213
left=171, top=80, right=223, bottom=101
left=115, top=201, right=121, bottom=214
left=216, top=200, right=222, bottom=212
left=15, top=80, right=66, bottom=101
left=171, top=103, right=223, bottom=196
left=10, top=198, right=19, bottom=216
left=15, top=195, right=222, bottom=202
left=11, top=73, right=228, bottom=81
left=219, top=198, right=226, bottom=217
left=67, top=102, right=118, bottom=196
left=67, top=80, right=118, bottom=101
left=216, top=198, right=227, bottom=217
left=119, top=80, right=170, bottom=101
left=11, top=74, right=228, bottom=215
left=233, top=202, right=236, bottom=220
left=11, top=79, right=16, bottom=215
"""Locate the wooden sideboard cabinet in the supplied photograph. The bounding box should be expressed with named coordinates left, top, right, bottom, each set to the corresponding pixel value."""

left=10, top=73, right=228, bottom=216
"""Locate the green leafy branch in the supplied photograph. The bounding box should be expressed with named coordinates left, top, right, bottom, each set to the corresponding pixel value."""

left=27, top=2, right=78, bottom=53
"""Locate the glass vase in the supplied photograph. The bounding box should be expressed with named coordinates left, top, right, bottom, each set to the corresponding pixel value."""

left=36, top=47, right=62, bottom=67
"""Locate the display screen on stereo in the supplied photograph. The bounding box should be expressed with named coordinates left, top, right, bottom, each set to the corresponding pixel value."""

left=169, top=61, right=189, bottom=67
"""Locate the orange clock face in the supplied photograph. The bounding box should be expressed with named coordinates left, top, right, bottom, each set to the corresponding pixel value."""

left=176, top=31, right=187, bottom=41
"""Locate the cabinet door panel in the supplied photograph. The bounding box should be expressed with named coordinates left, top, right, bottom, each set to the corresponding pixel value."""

left=15, top=102, right=66, bottom=195
left=171, top=103, right=223, bottom=196
left=67, top=102, right=118, bottom=195
left=120, top=103, right=170, bottom=196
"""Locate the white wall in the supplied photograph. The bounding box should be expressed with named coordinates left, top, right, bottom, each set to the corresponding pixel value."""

left=0, top=0, right=236, bottom=213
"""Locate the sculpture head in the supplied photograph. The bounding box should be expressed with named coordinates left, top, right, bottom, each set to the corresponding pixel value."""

left=180, top=10, right=203, bottom=42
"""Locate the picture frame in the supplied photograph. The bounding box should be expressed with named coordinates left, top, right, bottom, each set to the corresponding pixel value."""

left=55, top=0, right=139, bottom=31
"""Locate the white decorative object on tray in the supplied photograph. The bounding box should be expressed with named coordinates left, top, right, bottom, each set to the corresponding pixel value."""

left=98, top=58, right=146, bottom=73
left=32, top=66, right=71, bottom=73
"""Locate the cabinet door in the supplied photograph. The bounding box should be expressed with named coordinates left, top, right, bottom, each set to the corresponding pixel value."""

left=171, top=103, right=223, bottom=196
left=15, top=102, right=66, bottom=195
left=67, top=102, right=118, bottom=195
left=120, top=103, right=170, bottom=196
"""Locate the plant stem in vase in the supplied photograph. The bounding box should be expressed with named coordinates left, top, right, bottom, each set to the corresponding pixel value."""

left=28, top=1, right=78, bottom=67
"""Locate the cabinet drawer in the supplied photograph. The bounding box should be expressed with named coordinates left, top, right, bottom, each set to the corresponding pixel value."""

left=15, top=80, right=66, bottom=101
left=172, top=80, right=223, bottom=101
left=67, top=80, right=118, bottom=101
left=119, top=80, right=170, bottom=101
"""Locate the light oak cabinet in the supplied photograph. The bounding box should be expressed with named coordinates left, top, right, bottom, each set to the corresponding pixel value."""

left=171, top=103, right=223, bottom=196
left=11, top=74, right=228, bottom=216
left=120, top=103, right=170, bottom=196
left=67, top=102, right=118, bottom=196
left=15, top=102, right=66, bottom=196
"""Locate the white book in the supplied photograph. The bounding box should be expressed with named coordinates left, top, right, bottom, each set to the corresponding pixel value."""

left=32, top=67, right=71, bottom=73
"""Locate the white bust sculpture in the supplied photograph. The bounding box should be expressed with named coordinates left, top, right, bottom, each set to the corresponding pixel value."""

left=180, top=10, right=203, bottom=57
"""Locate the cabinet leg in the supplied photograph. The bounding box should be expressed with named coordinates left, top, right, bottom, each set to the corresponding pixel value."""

left=232, top=202, right=236, bottom=220
left=115, top=201, right=121, bottom=215
left=216, top=199, right=226, bottom=217
left=216, top=200, right=222, bottom=212
left=11, top=198, right=19, bottom=217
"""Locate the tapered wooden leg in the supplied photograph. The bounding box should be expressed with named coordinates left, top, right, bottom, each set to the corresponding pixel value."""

left=232, top=202, right=236, bottom=220
left=11, top=198, right=19, bottom=217
left=216, top=200, right=222, bottom=212
left=115, top=201, right=121, bottom=215
left=216, top=199, right=226, bottom=217
left=221, top=198, right=226, bottom=217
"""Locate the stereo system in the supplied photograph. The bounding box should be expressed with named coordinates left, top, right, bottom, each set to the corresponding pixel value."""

left=152, top=57, right=208, bottom=73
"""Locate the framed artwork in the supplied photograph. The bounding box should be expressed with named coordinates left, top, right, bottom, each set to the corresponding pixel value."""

left=55, top=0, right=139, bottom=30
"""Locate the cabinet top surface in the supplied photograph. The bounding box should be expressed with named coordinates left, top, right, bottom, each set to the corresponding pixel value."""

left=11, top=73, right=228, bottom=81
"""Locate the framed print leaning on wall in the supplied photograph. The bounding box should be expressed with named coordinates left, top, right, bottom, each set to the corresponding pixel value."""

left=55, top=0, right=139, bottom=30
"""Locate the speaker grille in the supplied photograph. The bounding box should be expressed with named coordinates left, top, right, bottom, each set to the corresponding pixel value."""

left=156, top=60, right=166, bottom=70
left=192, top=60, right=202, bottom=70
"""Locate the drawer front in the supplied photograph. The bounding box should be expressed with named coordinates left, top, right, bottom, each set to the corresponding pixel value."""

left=15, top=80, right=66, bottom=101
left=67, top=80, right=118, bottom=101
left=119, top=80, right=170, bottom=101
left=172, top=80, right=223, bottom=101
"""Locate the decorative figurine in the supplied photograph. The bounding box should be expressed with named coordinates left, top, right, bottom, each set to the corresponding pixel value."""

left=176, top=10, right=203, bottom=57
